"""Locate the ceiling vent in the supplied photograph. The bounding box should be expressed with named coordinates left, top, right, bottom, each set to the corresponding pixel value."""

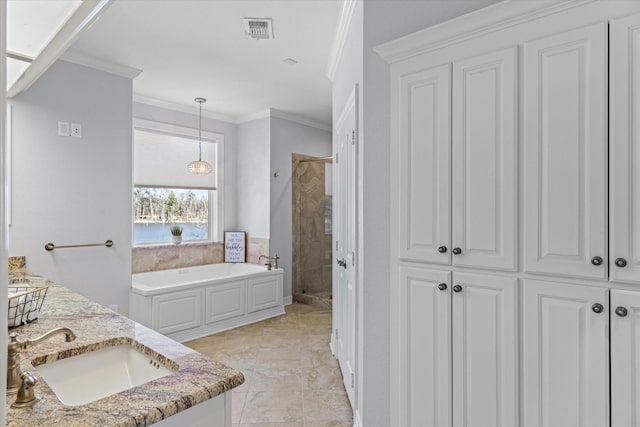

left=244, top=18, right=274, bottom=40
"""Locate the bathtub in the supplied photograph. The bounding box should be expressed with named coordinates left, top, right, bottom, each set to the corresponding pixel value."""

left=130, top=263, right=284, bottom=342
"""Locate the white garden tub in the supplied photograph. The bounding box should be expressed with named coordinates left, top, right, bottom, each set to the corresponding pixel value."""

left=130, top=263, right=284, bottom=342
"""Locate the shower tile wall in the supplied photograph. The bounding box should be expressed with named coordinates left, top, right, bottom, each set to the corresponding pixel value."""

left=292, top=154, right=332, bottom=302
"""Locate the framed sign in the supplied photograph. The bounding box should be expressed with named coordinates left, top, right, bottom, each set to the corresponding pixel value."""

left=224, top=231, right=246, bottom=263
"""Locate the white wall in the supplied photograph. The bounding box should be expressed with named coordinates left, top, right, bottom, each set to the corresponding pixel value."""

left=270, top=116, right=331, bottom=300
left=1, top=0, right=8, bottom=419
left=237, top=118, right=271, bottom=238
left=132, top=102, right=238, bottom=233
left=332, top=1, right=501, bottom=425
left=9, top=60, right=133, bottom=315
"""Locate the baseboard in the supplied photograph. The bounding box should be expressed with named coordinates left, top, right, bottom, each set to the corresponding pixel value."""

left=354, top=409, right=363, bottom=427
left=283, top=295, right=293, bottom=305
left=330, top=333, right=336, bottom=356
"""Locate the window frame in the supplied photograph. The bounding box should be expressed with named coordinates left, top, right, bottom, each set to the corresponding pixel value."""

left=132, top=118, right=224, bottom=246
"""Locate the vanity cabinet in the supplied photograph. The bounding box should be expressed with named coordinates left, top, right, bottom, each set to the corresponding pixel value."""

left=397, top=47, right=517, bottom=271
left=399, top=267, right=517, bottom=427
left=523, top=280, right=640, bottom=427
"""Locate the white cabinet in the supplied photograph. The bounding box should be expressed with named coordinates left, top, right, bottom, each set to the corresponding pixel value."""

left=247, top=276, right=281, bottom=313
left=610, top=13, right=640, bottom=283
left=397, top=48, right=517, bottom=271
left=522, top=279, right=609, bottom=427
left=152, top=289, right=202, bottom=335
left=205, top=281, right=245, bottom=324
left=523, top=22, right=608, bottom=280
left=399, top=267, right=517, bottom=427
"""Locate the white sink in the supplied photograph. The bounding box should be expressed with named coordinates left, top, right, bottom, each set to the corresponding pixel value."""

left=32, top=342, right=177, bottom=406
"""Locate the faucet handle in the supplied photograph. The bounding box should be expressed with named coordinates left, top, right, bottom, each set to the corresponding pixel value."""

left=11, top=371, right=40, bottom=408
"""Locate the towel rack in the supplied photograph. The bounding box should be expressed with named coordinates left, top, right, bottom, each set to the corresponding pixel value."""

left=44, top=240, right=114, bottom=251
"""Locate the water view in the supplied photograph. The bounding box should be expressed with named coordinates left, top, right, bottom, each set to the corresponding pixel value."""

left=134, top=223, right=208, bottom=244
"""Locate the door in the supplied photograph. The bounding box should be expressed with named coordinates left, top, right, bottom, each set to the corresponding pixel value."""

left=451, top=272, right=518, bottom=427
left=522, top=279, right=609, bottom=427
left=452, top=47, right=517, bottom=271
left=333, top=85, right=357, bottom=407
left=397, top=63, right=451, bottom=264
left=610, top=13, right=640, bottom=283
left=399, top=267, right=451, bottom=427
left=611, top=289, right=640, bottom=427
left=523, top=22, right=608, bottom=279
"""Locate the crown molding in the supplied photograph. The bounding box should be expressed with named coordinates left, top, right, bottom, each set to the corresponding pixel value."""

left=237, top=109, right=331, bottom=132
left=236, top=109, right=271, bottom=124
left=325, top=0, right=357, bottom=81
left=61, top=51, right=142, bottom=79
left=133, top=94, right=237, bottom=124
left=374, top=0, right=595, bottom=64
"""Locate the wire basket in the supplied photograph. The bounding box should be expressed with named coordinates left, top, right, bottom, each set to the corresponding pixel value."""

left=8, top=285, right=49, bottom=329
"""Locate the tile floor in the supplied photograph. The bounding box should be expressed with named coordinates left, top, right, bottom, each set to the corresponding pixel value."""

left=185, top=304, right=353, bottom=427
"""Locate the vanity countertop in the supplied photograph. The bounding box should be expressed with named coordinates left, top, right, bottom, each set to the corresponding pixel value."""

left=5, top=275, right=244, bottom=426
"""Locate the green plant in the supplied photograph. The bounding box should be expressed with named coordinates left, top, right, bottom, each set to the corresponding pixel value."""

left=170, top=225, right=183, bottom=236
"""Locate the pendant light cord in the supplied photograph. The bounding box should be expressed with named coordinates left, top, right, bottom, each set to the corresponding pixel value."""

left=198, top=99, right=203, bottom=161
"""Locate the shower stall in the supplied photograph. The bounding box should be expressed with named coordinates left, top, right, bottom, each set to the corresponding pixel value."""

left=291, top=153, right=333, bottom=309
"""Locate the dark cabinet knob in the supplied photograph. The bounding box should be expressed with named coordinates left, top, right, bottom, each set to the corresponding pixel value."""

left=453, top=285, right=462, bottom=293
left=592, top=303, right=604, bottom=314
left=452, top=248, right=462, bottom=255
left=616, top=306, right=628, bottom=317
left=615, top=258, right=628, bottom=268
left=438, top=246, right=448, bottom=253
left=591, top=256, right=603, bottom=266
left=437, top=283, right=447, bottom=291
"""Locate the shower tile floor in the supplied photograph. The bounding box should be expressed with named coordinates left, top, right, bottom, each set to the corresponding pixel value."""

left=185, top=304, right=353, bottom=426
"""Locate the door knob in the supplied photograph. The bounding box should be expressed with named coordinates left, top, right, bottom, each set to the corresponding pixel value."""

left=438, top=246, right=448, bottom=253
left=453, top=285, right=462, bottom=293
left=615, top=258, right=628, bottom=268
left=452, top=248, right=462, bottom=255
left=336, top=258, right=347, bottom=268
left=615, top=306, right=628, bottom=317
left=592, top=303, right=604, bottom=314
left=437, top=283, right=447, bottom=291
left=590, top=256, right=603, bottom=266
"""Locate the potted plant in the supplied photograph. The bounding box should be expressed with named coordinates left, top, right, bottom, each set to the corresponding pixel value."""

left=170, top=225, right=183, bottom=244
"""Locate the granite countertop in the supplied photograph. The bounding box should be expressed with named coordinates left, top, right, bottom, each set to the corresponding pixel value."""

left=5, top=274, right=244, bottom=427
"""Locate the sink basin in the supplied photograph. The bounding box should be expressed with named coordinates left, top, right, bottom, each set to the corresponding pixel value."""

left=32, top=341, right=177, bottom=406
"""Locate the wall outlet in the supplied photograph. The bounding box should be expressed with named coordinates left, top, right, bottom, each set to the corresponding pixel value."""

left=58, top=121, right=70, bottom=136
left=108, top=304, right=118, bottom=313
left=70, top=123, right=82, bottom=138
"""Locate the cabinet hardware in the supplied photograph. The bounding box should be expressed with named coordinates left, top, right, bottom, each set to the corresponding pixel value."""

left=336, top=258, right=347, bottom=268
left=438, top=246, right=448, bottom=253
left=437, top=283, right=447, bottom=291
left=591, top=256, right=603, bottom=266
left=592, top=303, right=604, bottom=313
left=615, top=258, right=628, bottom=268
left=453, top=285, right=462, bottom=293
left=615, top=306, right=628, bottom=317
left=452, top=248, right=462, bottom=255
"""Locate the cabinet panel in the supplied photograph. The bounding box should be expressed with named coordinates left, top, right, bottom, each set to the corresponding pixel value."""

left=247, top=276, right=281, bottom=313
left=204, top=280, right=245, bottom=324
left=611, top=289, right=640, bottom=427
left=452, top=272, right=518, bottom=427
left=452, top=47, right=517, bottom=270
left=399, top=267, right=451, bottom=427
left=610, top=13, right=640, bottom=283
left=524, top=23, right=608, bottom=279
left=522, top=279, right=609, bottom=427
left=152, top=289, right=201, bottom=335
left=398, top=63, right=451, bottom=264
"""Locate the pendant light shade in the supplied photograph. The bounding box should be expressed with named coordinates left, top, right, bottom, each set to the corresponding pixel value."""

left=188, top=97, right=213, bottom=175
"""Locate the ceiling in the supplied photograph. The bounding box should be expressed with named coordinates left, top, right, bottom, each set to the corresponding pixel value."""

left=63, top=0, right=342, bottom=127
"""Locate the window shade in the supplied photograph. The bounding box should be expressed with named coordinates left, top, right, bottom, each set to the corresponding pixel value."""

left=134, top=128, right=217, bottom=189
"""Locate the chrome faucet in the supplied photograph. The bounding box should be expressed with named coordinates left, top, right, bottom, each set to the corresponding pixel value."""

left=258, top=254, right=280, bottom=270
left=7, top=327, right=76, bottom=395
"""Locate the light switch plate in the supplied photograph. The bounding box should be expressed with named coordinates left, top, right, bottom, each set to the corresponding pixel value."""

left=58, top=121, right=70, bottom=136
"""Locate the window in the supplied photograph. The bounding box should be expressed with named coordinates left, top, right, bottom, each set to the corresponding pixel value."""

left=132, top=119, right=224, bottom=245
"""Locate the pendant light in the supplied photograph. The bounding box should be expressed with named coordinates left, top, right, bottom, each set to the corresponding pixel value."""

left=187, top=97, right=213, bottom=174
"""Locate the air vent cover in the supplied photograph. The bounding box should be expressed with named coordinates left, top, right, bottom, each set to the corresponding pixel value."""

left=244, top=18, right=274, bottom=40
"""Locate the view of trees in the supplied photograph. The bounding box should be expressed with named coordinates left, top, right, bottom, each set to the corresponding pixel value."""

left=134, top=187, right=208, bottom=223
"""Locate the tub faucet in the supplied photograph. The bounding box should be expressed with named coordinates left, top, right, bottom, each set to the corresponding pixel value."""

left=258, top=254, right=280, bottom=270
left=7, top=327, right=76, bottom=395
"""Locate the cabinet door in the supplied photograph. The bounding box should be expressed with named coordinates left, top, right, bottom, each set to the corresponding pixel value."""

left=152, top=289, right=201, bottom=335
left=398, top=267, right=451, bottom=427
left=523, top=23, right=608, bottom=279
left=522, top=279, right=609, bottom=427
left=247, top=276, right=281, bottom=313
left=452, top=47, right=517, bottom=271
left=611, top=289, right=640, bottom=427
left=204, top=280, right=245, bottom=324
left=610, top=13, right=640, bottom=283
left=397, top=63, right=451, bottom=264
left=451, top=272, right=518, bottom=427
